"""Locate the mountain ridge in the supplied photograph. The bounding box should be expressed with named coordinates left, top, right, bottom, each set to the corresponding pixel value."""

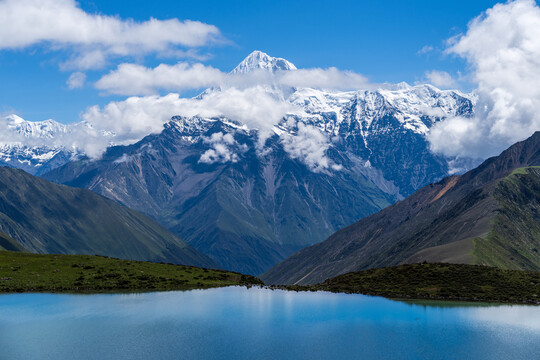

left=1, top=52, right=478, bottom=182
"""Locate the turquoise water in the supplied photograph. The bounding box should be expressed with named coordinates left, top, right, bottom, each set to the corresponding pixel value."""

left=0, top=287, right=539, bottom=360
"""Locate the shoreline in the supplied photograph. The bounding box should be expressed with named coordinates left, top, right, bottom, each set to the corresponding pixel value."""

left=3, top=285, right=536, bottom=306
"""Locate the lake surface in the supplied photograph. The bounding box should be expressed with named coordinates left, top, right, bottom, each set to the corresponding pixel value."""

left=0, top=287, right=539, bottom=360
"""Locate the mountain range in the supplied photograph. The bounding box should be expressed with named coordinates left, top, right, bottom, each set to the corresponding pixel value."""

left=262, top=131, right=540, bottom=285
left=0, top=115, right=78, bottom=175
left=3, top=51, right=479, bottom=274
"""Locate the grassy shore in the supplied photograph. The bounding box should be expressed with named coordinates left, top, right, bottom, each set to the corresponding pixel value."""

left=2, top=251, right=538, bottom=304
left=0, top=251, right=262, bottom=293
left=279, top=263, right=540, bottom=304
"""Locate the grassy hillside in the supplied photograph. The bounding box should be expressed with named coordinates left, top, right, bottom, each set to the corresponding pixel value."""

left=0, top=251, right=262, bottom=293
left=0, top=167, right=216, bottom=268
left=283, top=263, right=540, bottom=304
left=473, top=167, right=540, bottom=269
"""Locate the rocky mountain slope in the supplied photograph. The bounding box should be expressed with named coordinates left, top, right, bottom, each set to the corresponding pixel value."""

left=0, top=166, right=216, bottom=268
left=42, top=51, right=479, bottom=275
left=262, top=132, right=540, bottom=285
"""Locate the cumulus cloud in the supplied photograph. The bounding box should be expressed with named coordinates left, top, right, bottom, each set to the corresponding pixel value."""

left=96, top=63, right=371, bottom=95
left=281, top=120, right=340, bottom=172
left=424, top=70, right=456, bottom=89
left=1, top=45, right=370, bottom=169
left=2, top=63, right=356, bottom=170
left=0, top=0, right=221, bottom=69
left=429, top=0, right=540, bottom=158
left=95, top=62, right=225, bottom=95
left=0, top=88, right=299, bottom=161
left=66, top=72, right=86, bottom=89
left=195, top=87, right=297, bottom=147
left=77, top=85, right=347, bottom=169
left=199, top=132, right=247, bottom=164
left=80, top=94, right=189, bottom=156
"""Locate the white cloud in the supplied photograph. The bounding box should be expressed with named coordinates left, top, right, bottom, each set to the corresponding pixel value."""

left=81, top=94, right=188, bottom=152
left=194, top=87, right=297, bottom=147
left=277, top=68, right=369, bottom=90
left=417, top=45, right=435, bottom=55
left=95, top=62, right=225, bottom=95
left=429, top=0, right=540, bottom=158
left=62, top=51, right=108, bottom=71
left=2, top=61, right=358, bottom=170
left=281, top=120, right=339, bottom=172
left=96, top=63, right=371, bottom=96
left=66, top=72, right=86, bottom=89
left=424, top=70, right=456, bottom=89
left=113, top=153, right=132, bottom=164
left=0, top=0, right=222, bottom=69
left=199, top=132, right=247, bottom=164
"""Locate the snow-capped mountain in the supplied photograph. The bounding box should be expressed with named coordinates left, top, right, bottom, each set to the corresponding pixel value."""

left=3, top=114, right=68, bottom=138
left=196, top=53, right=477, bottom=195
left=0, top=115, right=79, bottom=175
left=232, top=50, right=297, bottom=74
left=289, top=83, right=473, bottom=137
left=0, top=51, right=476, bottom=180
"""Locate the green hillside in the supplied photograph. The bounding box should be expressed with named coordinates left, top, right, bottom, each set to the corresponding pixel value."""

left=0, top=251, right=262, bottom=293
left=0, top=167, right=216, bottom=268
left=473, top=167, right=540, bottom=268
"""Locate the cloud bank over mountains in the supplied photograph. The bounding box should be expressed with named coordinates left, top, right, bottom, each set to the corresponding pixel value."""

left=81, top=86, right=297, bottom=157
left=95, top=62, right=371, bottom=96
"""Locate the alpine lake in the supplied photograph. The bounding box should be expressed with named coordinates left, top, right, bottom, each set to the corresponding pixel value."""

left=0, top=286, right=539, bottom=360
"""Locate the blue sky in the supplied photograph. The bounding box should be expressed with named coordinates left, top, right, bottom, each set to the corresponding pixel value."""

left=0, top=0, right=512, bottom=124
